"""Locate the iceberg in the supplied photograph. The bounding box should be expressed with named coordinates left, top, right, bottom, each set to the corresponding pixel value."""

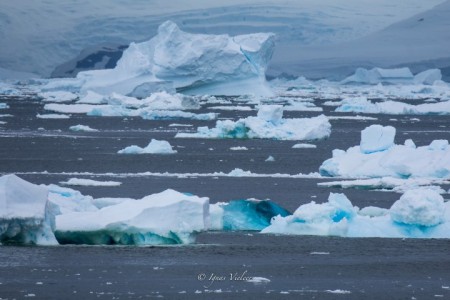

left=176, top=105, right=331, bottom=141
left=262, top=191, right=450, bottom=238
left=210, top=199, right=291, bottom=231
left=335, top=96, right=450, bottom=115
left=319, top=125, right=450, bottom=178
left=38, top=91, right=78, bottom=103
left=414, top=69, right=442, bottom=85
left=55, top=189, right=209, bottom=245
left=76, top=21, right=275, bottom=96
left=118, top=139, right=177, bottom=154
left=0, top=175, right=57, bottom=245
left=69, top=125, right=98, bottom=132
left=360, top=125, right=395, bottom=154
left=341, top=67, right=414, bottom=85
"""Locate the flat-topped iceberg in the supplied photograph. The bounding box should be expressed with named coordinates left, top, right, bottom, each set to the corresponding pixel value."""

left=262, top=191, right=450, bottom=238
left=0, top=175, right=57, bottom=245
left=55, top=189, right=209, bottom=245
left=319, top=125, right=450, bottom=178
left=336, top=96, right=450, bottom=115
left=176, top=105, right=331, bottom=141
left=75, top=20, right=275, bottom=96
left=342, top=67, right=414, bottom=85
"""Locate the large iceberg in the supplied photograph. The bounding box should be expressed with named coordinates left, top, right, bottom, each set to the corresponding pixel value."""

left=319, top=125, right=450, bottom=178
left=55, top=189, right=209, bottom=245
left=176, top=105, right=331, bottom=141
left=0, top=175, right=57, bottom=245
left=342, top=67, right=414, bottom=85
left=262, top=191, right=450, bottom=238
left=75, top=21, right=275, bottom=96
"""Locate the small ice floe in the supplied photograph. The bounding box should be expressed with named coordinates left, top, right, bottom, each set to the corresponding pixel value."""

left=208, top=106, right=253, bottom=111
left=265, top=156, right=275, bottom=162
left=0, top=103, right=9, bottom=109
left=38, top=91, right=78, bottom=102
left=37, top=113, right=70, bottom=119
left=69, top=125, right=98, bottom=132
left=325, top=289, right=351, bottom=294
left=246, top=277, right=271, bottom=284
left=310, top=252, right=330, bottom=255
left=118, top=139, right=177, bottom=154
left=230, top=146, right=248, bottom=151
left=60, top=178, right=122, bottom=187
left=292, top=143, right=316, bottom=149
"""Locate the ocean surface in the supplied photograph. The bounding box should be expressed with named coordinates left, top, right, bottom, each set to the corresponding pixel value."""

left=0, top=95, right=449, bottom=299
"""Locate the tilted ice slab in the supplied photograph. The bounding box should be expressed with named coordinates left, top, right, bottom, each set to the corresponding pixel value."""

left=335, top=96, right=450, bottom=115
left=262, top=190, right=450, bottom=238
left=118, top=139, right=177, bottom=155
left=319, top=125, right=450, bottom=178
left=0, top=174, right=57, bottom=245
left=54, top=189, right=209, bottom=245
left=176, top=105, right=331, bottom=141
left=76, top=20, right=275, bottom=96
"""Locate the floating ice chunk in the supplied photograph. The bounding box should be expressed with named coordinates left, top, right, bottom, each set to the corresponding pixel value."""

left=208, top=106, right=253, bottom=111
left=118, top=139, right=177, bottom=154
left=0, top=175, right=57, bottom=245
left=78, top=21, right=275, bottom=96
left=176, top=106, right=331, bottom=141
left=36, top=113, right=70, bottom=119
left=140, top=92, right=200, bottom=110
left=390, top=189, right=445, bottom=227
left=360, top=125, right=396, bottom=154
left=77, top=90, right=106, bottom=104
left=265, top=155, right=275, bottom=162
left=60, top=178, right=121, bottom=187
left=414, top=69, right=442, bottom=85
left=263, top=191, right=450, bottom=239
left=69, top=125, right=98, bottom=132
left=55, top=189, right=209, bottom=245
left=38, top=91, right=78, bottom=102
left=292, top=143, right=317, bottom=149
left=257, top=105, right=283, bottom=124
left=247, top=277, right=271, bottom=284
left=0, top=103, right=9, bottom=109
left=230, top=146, right=248, bottom=151
left=44, top=103, right=109, bottom=114
left=210, top=199, right=290, bottom=231
left=336, top=97, right=450, bottom=115
left=342, top=67, right=414, bottom=85
left=320, top=126, right=450, bottom=178
left=325, top=290, right=351, bottom=294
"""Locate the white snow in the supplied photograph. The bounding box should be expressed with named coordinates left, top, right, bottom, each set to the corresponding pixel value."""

left=414, top=69, right=442, bottom=85
left=319, top=125, right=450, bottom=178
left=118, top=139, right=177, bottom=154
left=60, top=178, right=122, bottom=187
left=176, top=105, right=331, bottom=141
left=69, top=125, right=98, bottom=132
left=77, top=90, right=106, bottom=104
left=0, top=174, right=57, bottom=245
left=262, top=191, right=450, bottom=239
left=73, top=21, right=275, bottom=96
left=44, top=103, right=109, bottom=114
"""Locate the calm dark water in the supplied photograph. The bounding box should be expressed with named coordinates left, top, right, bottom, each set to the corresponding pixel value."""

left=0, top=96, right=449, bottom=299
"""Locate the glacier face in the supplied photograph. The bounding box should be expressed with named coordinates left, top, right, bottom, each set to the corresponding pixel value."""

left=76, top=20, right=275, bottom=96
